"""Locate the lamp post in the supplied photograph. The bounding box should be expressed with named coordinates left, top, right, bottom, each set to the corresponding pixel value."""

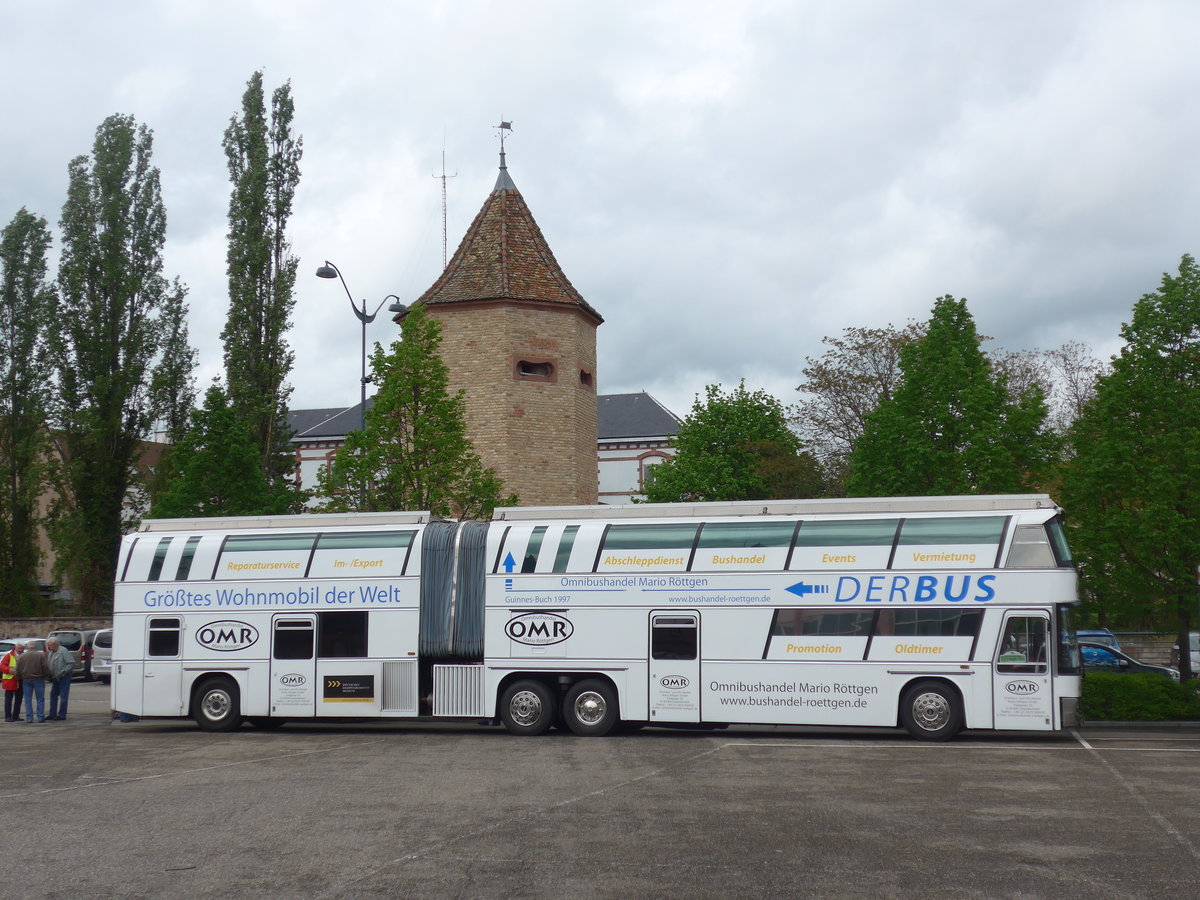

left=315, top=261, right=407, bottom=432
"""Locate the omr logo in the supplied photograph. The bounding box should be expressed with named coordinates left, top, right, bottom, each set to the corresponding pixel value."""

left=505, top=613, right=573, bottom=646
left=196, top=620, right=259, bottom=652
left=660, top=675, right=690, bottom=690
left=280, top=674, right=306, bottom=687
left=1005, top=681, right=1039, bottom=695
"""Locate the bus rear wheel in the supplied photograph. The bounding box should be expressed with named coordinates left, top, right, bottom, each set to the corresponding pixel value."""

left=192, top=678, right=243, bottom=732
left=500, top=680, right=555, bottom=736
left=563, top=679, right=618, bottom=737
left=900, top=681, right=962, bottom=741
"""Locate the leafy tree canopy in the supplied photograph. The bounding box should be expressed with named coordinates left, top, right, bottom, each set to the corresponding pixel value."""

left=1062, top=254, right=1200, bottom=667
left=644, top=381, right=823, bottom=503
left=150, top=383, right=295, bottom=519
left=315, top=305, right=515, bottom=518
left=845, top=295, right=1056, bottom=497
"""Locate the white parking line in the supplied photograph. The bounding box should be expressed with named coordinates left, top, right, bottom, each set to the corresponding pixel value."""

left=1071, top=728, right=1200, bottom=861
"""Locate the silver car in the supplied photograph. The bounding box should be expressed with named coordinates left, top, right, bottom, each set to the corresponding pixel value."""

left=91, top=629, right=113, bottom=684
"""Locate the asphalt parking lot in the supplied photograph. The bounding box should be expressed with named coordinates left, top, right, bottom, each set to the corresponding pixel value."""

left=4, top=681, right=1199, bottom=899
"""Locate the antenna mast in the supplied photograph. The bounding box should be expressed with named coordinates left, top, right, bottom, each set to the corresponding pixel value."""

left=433, top=143, right=457, bottom=270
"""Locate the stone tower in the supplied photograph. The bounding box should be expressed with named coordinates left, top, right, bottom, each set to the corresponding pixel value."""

left=403, top=149, right=603, bottom=506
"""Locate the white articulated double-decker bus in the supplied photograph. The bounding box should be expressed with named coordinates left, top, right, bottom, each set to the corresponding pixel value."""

left=111, top=495, right=1082, bottom=740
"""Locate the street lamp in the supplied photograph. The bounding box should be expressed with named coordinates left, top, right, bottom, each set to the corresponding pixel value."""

left=315, top=261, right=407, bottom=432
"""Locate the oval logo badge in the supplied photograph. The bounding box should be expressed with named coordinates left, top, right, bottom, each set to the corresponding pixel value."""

left=280, top=674, right=307, bottom=687
left=659, top=676, right=690, bottom=690
left=505, top=613, right=573, bottom=646
left=196, top=620, right=259, bottom=652
left=1005, top=681, right=1039, bottom=695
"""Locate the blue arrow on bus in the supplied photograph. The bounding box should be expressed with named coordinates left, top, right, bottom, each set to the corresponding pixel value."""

left=503, top=553, right=517, bottom=573
left=786, top=581, right=829, bottom=597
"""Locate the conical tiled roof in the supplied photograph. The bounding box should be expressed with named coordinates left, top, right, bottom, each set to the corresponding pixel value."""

left=413, top=161, right=603, bottom=323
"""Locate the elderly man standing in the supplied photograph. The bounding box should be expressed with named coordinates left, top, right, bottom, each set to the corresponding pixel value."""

left=46, top=637, right=75, bottom=721
left=15, top=640, right=49, bottom=723
left=1, top=642, right=22, bottom=722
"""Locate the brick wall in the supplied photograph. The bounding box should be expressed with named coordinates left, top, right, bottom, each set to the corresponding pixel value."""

left=430, top=301, right=598, bottom=506
left=1, top=618, right=111, bottom=640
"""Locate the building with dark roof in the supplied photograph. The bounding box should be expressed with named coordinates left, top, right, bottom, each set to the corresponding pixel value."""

left=290, top=391, right=678, bottom=506
left=395, top=144, right=603, bottom=505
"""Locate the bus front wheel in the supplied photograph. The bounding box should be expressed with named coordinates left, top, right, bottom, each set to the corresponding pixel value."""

left=192, top=678, right=243, bottom=732
left=900, top=681, right=962, bottom=741
left=499, top=680, right=556, bottom=736
left=563, top=679, right=618, bottom=736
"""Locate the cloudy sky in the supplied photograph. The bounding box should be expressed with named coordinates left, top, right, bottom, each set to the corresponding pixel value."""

left=3, top=1, right=1197, bottom=420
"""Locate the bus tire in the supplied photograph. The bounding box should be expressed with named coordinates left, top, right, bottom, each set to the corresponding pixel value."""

left=563, top=679, right=618, bottom=737
left=499, top=680, right=556, bottom=736
left=192, top=678, right=243, bottom=732
left=900, top=680, right=962, bottom=741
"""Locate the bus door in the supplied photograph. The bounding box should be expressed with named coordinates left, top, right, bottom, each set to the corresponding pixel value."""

left=649, top=612, right=701, bottom=723
left=269, top=615, right=316, bottom=718
left=141, top=616, right=184, bottom=715
left=992, top=611, right=1054, bottom=729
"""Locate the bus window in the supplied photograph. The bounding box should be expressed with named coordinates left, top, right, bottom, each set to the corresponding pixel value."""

left=274, top=619, right=314, bottom=660
left=692, top=521, right=796, bottom=571
left=1046, top=517, right=1073, bottom=566
left=595, top=523, right=698, bottom=572
left=552, top=525, right=579, bottom=573
left=893, top=517, right=1006, bottom=570
left=146, top=538, right=173, bottom=582
left=651, top=616, right=697, bottom=660
left=148, top=618, right=181, bottom=657
left=790, top=519, right=898, bottom=570
left=523, top=526, right=547, bottom=573
left=996, top=616, right=1049, bottom=674
left=318, top=611, right=367, bottom=658
left=175, top=536, right=202, bottom=580
left=1006, top=525, right=1057, bottom=568
left=772, top=609, right=875, bottom=637
left=878, top=609, right=984, bottom=637
left=215, top=533, right=318, bottom=580
left=308, top=530, right=415, bottom=578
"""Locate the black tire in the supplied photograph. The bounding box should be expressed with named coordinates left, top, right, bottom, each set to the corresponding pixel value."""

left=562, top=679, right=619, bottom=737
left=499, top=680, right=556, bottom=736
left=192, top=678, right=243, bottom=732
left=899, top=680, right=963, bottom=741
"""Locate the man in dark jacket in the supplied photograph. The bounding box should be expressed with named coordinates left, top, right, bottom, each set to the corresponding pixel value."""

left=15, top=643, right=50, bottom=723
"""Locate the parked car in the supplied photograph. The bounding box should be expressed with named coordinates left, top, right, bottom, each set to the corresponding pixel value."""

left=1170, top=631, right=1199, bottom=675
left=46, top=628, right=101, bottom=680
left=1079, top=641, right=1179, bottom=681
left=0, top=637, right=46, bottom=654
left=1076, top=629, right=1121, bottom=650
left=91, top=628, right=113, bottom=684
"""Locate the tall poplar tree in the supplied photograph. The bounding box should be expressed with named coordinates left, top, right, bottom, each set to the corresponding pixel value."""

left=845, top=295, right=1056, bottom=497
left=315, top=305, right=514, bottom=518
left=0, top=208, right=54, bottom=613
left=1063, top=255, right=1200, bottom=674
left=50, top=114, right=196, bottom=613
left=221, top=71, right=302, bottom=491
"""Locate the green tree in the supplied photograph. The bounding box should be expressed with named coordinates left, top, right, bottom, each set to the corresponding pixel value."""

left=221, top=71, right=302, bottom=488
left=0, top=208, right=54, bottom=614
left=845, top=295, right=1056, bottom=497
left=49, top=114, right=196, bottom=613
left=1062, top=255, right=1200, bottom=677
left=151, top=384, right=293, bottom=518
left=314, top=305, right=515, bottom=518
left=644, top=381, right=823, bottom=503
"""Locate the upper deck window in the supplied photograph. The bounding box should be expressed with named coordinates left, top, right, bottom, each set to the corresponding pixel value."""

left=892, top=517, right=1005, bottom=570
left=596, top=523, right=698, bottom=572
left=215, top=533, right=318, bottom=580
left=790, top=519, right=899, bottom=571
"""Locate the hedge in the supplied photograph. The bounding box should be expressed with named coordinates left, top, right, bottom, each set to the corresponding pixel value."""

left=1080, top=671, right=1200, bottom=721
